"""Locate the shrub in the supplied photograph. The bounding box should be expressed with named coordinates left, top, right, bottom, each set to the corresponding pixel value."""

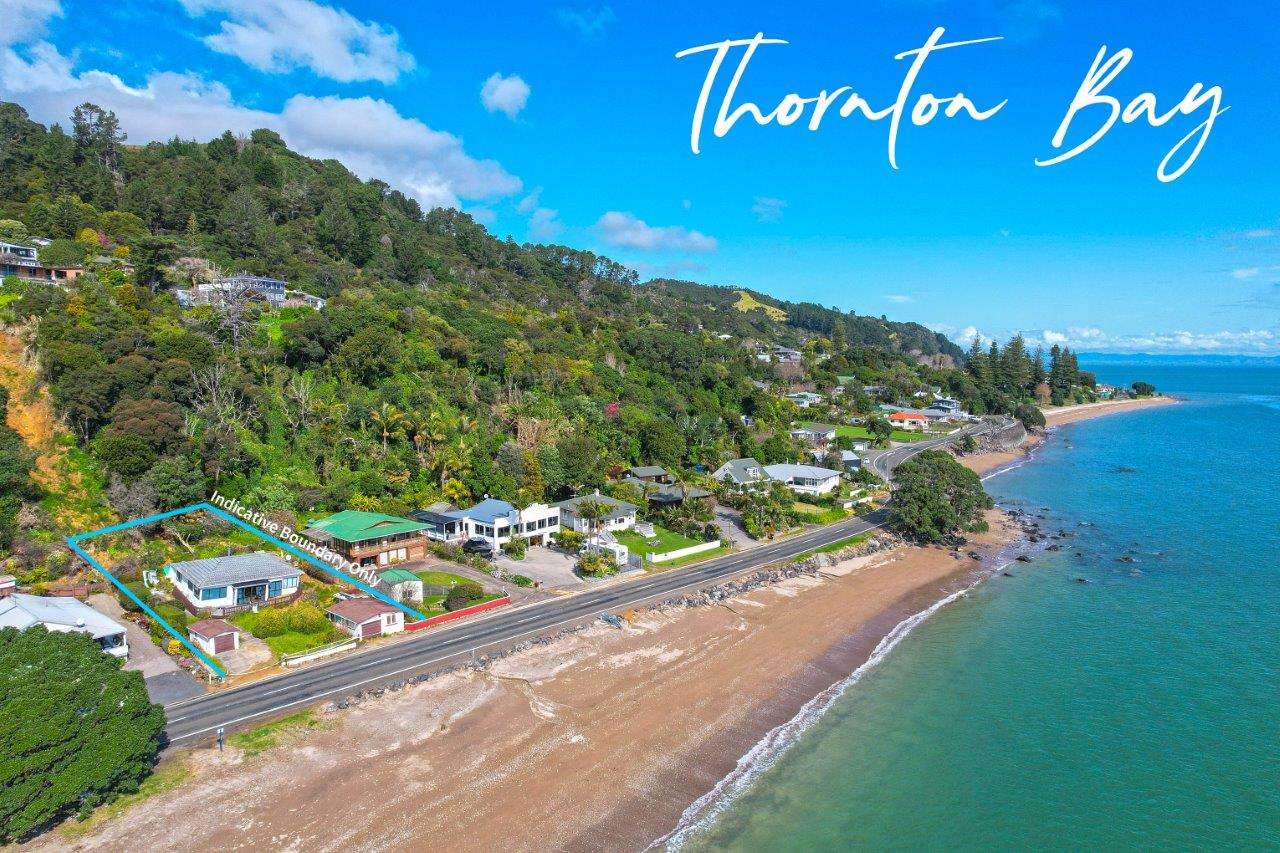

left=0, top=627, right=165, bottom=842
left=510, top=574, right=534, bottom=588
left=553, top=529, right=584, bottom=551
left=444, top=581, right=486, bottom=611
left=284, top=603, right=329, bottom=634
left=501, top=536, right=526, bottom=559
left=1014, top=403, right=1046, bottom=430
left=248, top=607, right=287, bottom=638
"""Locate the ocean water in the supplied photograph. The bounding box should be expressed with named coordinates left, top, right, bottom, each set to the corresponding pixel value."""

left=674, top=363, right=1280, bottom=850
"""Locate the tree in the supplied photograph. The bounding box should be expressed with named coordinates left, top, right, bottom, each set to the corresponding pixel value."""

left=130, top=235, right=177, bottom=289
left=1014, top=403, right=1046, bottom=430
left=1132, top=381, right=1156, bottom=397
left=145, top=455, right=207, bottom=511
left=37, top=239, right=87, bottom=268
left=0, top=219, right=28, bottom=242
left=889, top=450, right=993, bottom=543
left=866, top=415, right=893, bottom=447
left=0, top=627, right=164, bottom=842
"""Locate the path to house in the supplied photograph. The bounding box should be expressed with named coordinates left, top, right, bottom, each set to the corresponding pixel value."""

left=88, top=593, right=205, bottom=704
left=411, top=557, right=553, bottom=601
left=713, top=505, right=755, bottom=551
left=494, top=547, right=582, bottom=590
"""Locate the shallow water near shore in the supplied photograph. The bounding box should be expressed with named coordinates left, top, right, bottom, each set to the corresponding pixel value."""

left=675, top=362, right=1280, bottom=850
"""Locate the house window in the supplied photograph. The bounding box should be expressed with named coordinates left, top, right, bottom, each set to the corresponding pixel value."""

left=268, top=580, right=283, bottom=598
left=282, top=577, right=299, bottom=591
left=200, top=586, right=227, bottom=601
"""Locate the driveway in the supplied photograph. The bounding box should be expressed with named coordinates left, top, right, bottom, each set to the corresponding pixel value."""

left=494, top=546, right=583, bottom=589
left=88, top=593, right=206, bottom=703
left=713, top=505, right=756, bottom=550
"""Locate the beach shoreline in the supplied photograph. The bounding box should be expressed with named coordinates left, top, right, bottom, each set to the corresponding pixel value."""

left=34, top=396, right=1173, bottom=853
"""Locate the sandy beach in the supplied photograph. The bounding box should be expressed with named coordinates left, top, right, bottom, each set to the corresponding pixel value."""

left=959, top=395, right=1177, bottom=478
left=31, top=395, right=1173, bottom=853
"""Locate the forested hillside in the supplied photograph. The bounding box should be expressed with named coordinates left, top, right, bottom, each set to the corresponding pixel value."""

left=0, top=100, right=1100, bottom=588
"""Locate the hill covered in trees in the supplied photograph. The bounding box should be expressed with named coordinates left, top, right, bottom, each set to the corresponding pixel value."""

left=0, top=100, right=1104, bottom=589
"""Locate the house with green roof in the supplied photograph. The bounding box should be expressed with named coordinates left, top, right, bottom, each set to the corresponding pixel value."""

left=302, top=510, right=430, bottom=569
left=377, top=568, right=424, bottom=603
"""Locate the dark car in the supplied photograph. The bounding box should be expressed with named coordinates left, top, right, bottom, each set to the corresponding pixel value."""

left=462, top=538, right=494, bottom=556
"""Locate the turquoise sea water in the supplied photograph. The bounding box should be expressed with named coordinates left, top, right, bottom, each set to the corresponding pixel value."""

left=676, top=363, right=1280, bottom=850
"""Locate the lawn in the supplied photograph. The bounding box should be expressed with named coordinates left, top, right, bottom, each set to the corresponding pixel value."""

left=836, top=424, right=928, bottom=443
left=257, top=306, right=313, bottom=344
left=792, top=533, right=871, bottom=562
left=416, top=570, right=475, bottom=587
left=228, top=710, right=327, bottom=757
left=791, top=501, right=848, bottom=525
left=614, top=524, right=701, bottom=557
left=652, top=544, right=732, bottom=569
left=260, top=629, right=339, bottom=657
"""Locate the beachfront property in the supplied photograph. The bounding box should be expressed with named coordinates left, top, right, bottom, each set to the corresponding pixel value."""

left=583, top=529, right=629, bottom=566
left=326, top=598, right=405, bottom=639
left=377, top=568, right=424, bottom=603
left=413, top=499, right=563, bottom=551
left=0, top=594, right=129, bottom=659
left=0, top=240, right=84, bottom=282
left=187, top=618, right=243, bottom=655
left=763, top=463, right=843, bottom=496
left=623, top=477, right=713, bottom=507
left=713, top=457, right=769, bottom=489
left=303, top=510, right=431, bottom=568
left=554, top=492, right=639, bottom=533
left=166, top=551, right=302, bottom=613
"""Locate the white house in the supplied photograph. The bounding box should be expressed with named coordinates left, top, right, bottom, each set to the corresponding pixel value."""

left=0, top=594, right=129, bottom=659
left=327, top=598, right=406, bottom=639
left=554, top=492, right=638, bottom=534
left=763, top=463, right=843, bottom=496
left=584, top=530, right=630, bottom=566
left=446, top=498, right=561, bottom=551
left=166, top=551, right=302, bottom=612
left=785, top=392, right=824, bottom=409
left=790, top=423, right=837, bottom=446
left=889, top=412, right=930, bottom=431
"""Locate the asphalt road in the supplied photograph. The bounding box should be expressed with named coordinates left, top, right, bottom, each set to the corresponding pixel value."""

left=163, top=420, right=998, bottom=746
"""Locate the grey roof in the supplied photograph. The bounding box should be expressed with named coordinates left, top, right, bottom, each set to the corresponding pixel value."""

left=714, top=457, right=766, bottom=485
left=0, top=594, right=126, bottom=640
left=764, top=463, right=842, bottom=481
left=553, top=493, right=638, bottom=520
left=624, top=478, right=711, bottom=502
left=628, top=465, right=668, bottom=478
left=793, top=423, right=837, bottom=434
left=167, top=551, right=300, bottom=589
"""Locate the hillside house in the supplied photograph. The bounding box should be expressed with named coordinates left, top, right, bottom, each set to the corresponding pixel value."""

left=0, top=240, right=84, bottom=282
left=785, top=392, right=824, bottom=409
left=627, top=465, right=671, bottom=483
left=326, top=598, right=405, bottom=639
left=304, top=511, right=430, bottom=568
left=790, top=423, right=837, bottom=448
left=166, top=552, right=302, bottom=613
left=763, top=463, right=842, bottom=497
left=713, top=457, right=768, bottom=489
left=889, top=412, right=930, bottom=431
left=0, top=594, right=128, bottom=659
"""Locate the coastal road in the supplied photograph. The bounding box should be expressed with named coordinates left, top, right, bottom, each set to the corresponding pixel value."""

left=163, top=420, right=997, bottom=746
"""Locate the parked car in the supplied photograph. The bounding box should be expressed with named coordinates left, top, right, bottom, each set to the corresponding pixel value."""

left=462, top=538, right=494, bottom=556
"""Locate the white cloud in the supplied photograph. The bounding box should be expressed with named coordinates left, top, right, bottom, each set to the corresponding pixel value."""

left=1, top=0, right=63, bottom=47
left=885, top=294, right=913, bottom=304
left=751, top=196, right=787, bottom=223
left=0, top=49, right=519, bottom=210
left=515, top=188, right=562, bottom=241
left=177, top=0, right=415, bottom=83
left=594, top=211, right=717, bottom=253
left=1232, top=267, right=1261, bottom=280
left=1244, top=228, right=1275, bottom=238
left=556, top=5, right=615, bottom=38
left=480, top=72, right=530, bottom=119
left=942, top=323, right=1280, bottom=354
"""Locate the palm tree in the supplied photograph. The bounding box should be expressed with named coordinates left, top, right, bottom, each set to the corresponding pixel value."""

left=576, top=497, right=609, bottom=551
left=368, top=402, right=404, bottom=451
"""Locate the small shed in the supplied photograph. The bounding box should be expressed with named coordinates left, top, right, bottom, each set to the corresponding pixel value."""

left=378, top=568, right=424, bottom=603
left=188, top=618, right=242, bottom=655
left=0, top=575, right=15, bottom=598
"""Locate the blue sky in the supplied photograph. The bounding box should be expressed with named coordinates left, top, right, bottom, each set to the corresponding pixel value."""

left=3, top=0, right=1278, bottom=353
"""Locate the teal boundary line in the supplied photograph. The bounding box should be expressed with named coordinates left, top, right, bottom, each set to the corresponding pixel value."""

left=67, top=501, right=427, bottom=679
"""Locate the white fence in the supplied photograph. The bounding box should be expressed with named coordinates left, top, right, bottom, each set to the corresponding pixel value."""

left=281, top=638, right=358, bottom=667
left=646, top=539, right=722, bottom=564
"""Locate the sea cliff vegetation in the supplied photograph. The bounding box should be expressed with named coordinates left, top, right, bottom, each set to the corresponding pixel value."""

left=0, top=101, right=1114, bottom=587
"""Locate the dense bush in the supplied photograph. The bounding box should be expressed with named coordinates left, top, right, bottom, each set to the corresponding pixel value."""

left=444, top=581, right=486, bottom=611
left=1014, top=403, right=1046, bottom=430
left=510, top=574, right=534, bottom=588
left=0, top=627, right=165, bottom=842
left=889, top=450, right=993, bottom=544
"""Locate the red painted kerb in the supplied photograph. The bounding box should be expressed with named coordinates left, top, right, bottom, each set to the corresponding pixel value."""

left=405, top=596, right=512, bottom=632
